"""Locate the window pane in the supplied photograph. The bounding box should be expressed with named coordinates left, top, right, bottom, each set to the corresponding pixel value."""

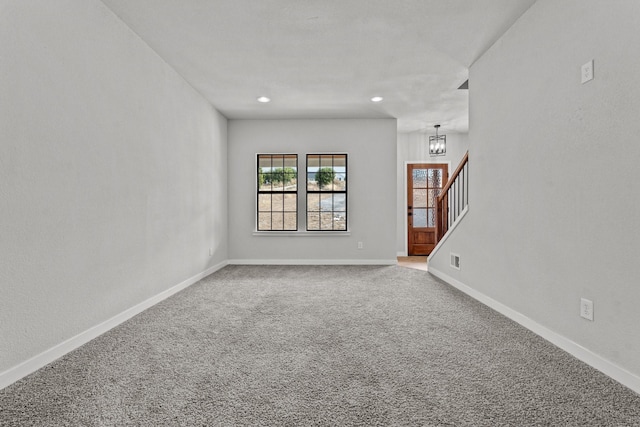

left=271, top=213, right=284, bottom=230
left=307, top=172, right=318, bottom=191
left=284, top=155, right=297, bottom=169
left=307, top=213, right=320, bottom=230
left=272, top=194, right=284, bottom=212
left=413, top=209, right=427, bottom=227
left=283, top=212, right=297, bottom=230
left=258, top=194, right=271, bottom=212
left=315, top=156, right=332, bottom=191
left=333, top=193, right=346, bottom=212
left=320, top=155, right=333, bottom=168
left=260, top=172, right=272, bottom=191
left=334, top=155, right=346, bottom=191
left=258, top=155, right=272, bottom=169
left=284, top=194, right=297, bottom=211
left=428, top=208, right=436, bottom=227
left=333, top=213, right=347, bottom=230
left=317, top=168, right=334, bottom=191
left=413, top=189, right=427, bottom=208
left=307, top=193, right=320, bottom=212
left=307, top=155, right=320, bottom=168
left=283, top=168, right=296, bottom=191
left=333, top=154, right=346, bottom=168
left=258, top=212, right=271, bottom=230
left=320, top=212, right=333, bottom=230
left=428, top=169, right=442, bottom=188
left=271, top=155, right=284, bottom=170
left=258, top=174, right=268, bottom=191
left=428, top=189, right=437, bottom=208
left=272, top=170, right=284, bottom=191
left=413, top=169, right=427, bottom=188
left=320, top=194, right=332, bottom=211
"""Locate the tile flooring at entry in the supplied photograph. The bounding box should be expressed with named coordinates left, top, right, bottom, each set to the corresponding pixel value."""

left=397, top=256, right=428, bottom=271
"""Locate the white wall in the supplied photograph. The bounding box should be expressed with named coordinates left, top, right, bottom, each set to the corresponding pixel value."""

left=228, top=119, right=397, bottom=263
left=396, top=132, right=469, bottom=255
left=0, top=0, right=227, bottom=380
left=429, top=0, right=640, bottom=389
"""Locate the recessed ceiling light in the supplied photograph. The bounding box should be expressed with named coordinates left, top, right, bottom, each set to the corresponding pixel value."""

left=257, top=96, right=271, bottom=103
left=371, top=96, right=384, bottom=102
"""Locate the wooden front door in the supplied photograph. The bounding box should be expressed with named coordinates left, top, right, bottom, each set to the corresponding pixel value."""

left=407, top=164, right=448, bottom=256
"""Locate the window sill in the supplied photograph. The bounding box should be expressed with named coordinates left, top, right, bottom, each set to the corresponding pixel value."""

left=253, top=230, right=351, bottom=237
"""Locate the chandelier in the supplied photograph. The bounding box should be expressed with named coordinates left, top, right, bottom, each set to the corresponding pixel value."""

left=429, top=124, right=446, bottom=157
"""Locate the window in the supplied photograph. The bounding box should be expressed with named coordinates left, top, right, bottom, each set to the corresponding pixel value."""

left=306, top=154, right=347, bottom=231
left=257, top=154, right=297, bottom=231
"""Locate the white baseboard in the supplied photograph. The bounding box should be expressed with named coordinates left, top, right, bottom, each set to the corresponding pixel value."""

left=428, top=267, right=640, bottom=395
left=0, top=260, right=228, bottom=391
left=228, top=259, right=397, bottom=266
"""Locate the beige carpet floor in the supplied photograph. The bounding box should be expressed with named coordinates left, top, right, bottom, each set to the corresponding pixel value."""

left=1, top=265, right=639, bottom=426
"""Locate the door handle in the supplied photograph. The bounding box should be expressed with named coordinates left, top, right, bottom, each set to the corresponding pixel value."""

left=408, top=213, right=412, bottom=216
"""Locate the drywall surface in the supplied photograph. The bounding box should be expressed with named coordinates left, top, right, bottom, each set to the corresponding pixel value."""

left=227, top=119, right=397, bottom=263
left=0, top=0, right=228, bottom=374
left=396, top=132, right=469, bottom=255
left=429, top=0, right=640, bottom=377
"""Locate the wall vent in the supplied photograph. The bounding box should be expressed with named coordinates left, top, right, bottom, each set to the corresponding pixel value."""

left=450, top=253, right=461, bottom=270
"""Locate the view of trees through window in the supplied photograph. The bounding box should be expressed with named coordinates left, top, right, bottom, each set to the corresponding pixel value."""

left=306, top=154, right=347, bottom=231
left=257, top=154, right=297, bottom=231
left=256, top=153, right=347, bottom=232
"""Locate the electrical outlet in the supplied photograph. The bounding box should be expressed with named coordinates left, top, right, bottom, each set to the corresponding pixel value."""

left=580, top=298, right=594, bottom=321
left=357, top=242, right=363, bottom=249
left=581, top=60, right=594, bottom=84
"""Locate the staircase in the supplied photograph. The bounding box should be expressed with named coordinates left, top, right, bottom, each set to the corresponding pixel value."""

left=436, top=151, right=469, bottom=243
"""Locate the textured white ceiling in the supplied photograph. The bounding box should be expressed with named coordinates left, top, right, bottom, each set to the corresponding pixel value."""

left=100, top=0, right=536, bottom=133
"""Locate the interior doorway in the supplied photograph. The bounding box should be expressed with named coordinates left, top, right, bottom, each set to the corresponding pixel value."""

left=406, top=163, right=448, bottom=256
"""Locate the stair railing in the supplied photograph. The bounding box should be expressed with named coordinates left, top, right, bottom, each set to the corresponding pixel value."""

left=436, top=151, right=469, bottom=242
